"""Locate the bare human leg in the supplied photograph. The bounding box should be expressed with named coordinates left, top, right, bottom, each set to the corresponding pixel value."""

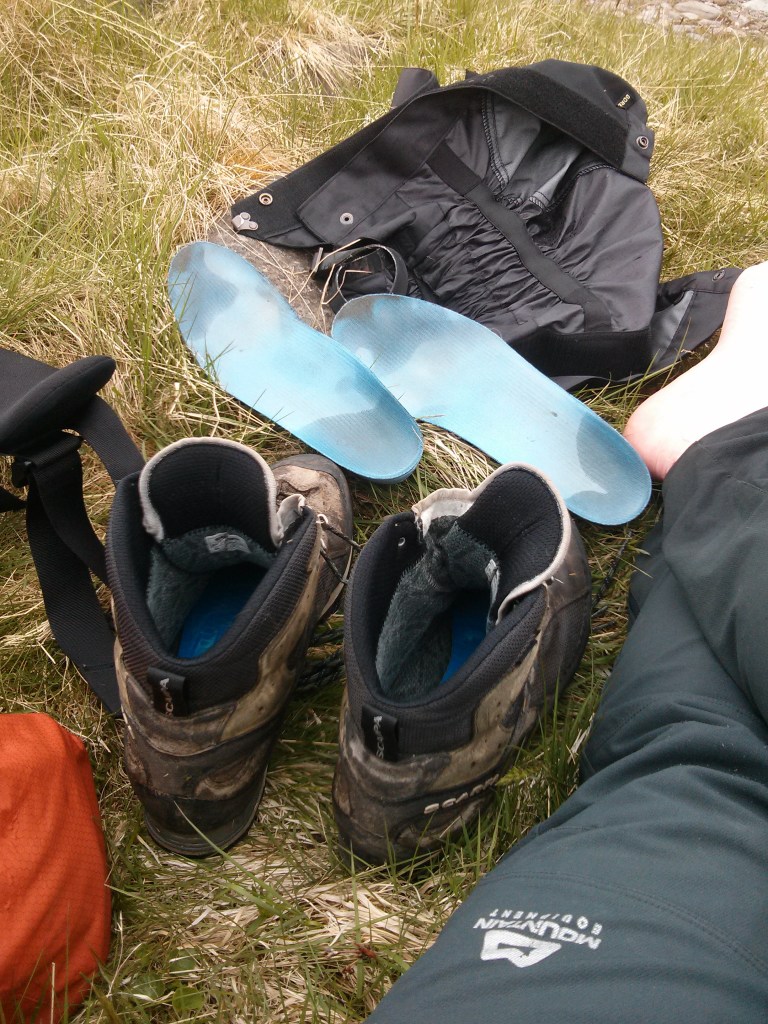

left=624, top=261, right=768, bottom=479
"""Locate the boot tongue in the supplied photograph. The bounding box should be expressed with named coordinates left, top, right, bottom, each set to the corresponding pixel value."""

left=413, top=463, right=568, bottom=622
left=139, top=438, right=283, bottom=561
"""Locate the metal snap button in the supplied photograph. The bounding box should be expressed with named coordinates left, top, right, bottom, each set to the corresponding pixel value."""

left=636, top=135, right=650, bottom=150
left=259, top=192, right=273, bottom=205
left=232, top=212, right=257, bottom=231
left=339, top=211, right=354, bottom=225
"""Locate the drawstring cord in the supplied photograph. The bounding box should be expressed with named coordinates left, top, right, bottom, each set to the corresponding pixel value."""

left=317, top=514, right=361, bottom=587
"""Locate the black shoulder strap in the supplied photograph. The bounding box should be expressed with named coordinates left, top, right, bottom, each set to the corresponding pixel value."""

left=0, top=349, right=144, bottom=713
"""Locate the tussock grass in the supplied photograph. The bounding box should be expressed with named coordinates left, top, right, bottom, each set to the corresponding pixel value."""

left=0, top=0, right=766, bottom=1020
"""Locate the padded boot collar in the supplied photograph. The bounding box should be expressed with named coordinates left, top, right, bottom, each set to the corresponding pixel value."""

left=138, top=436, right=304, bottom=549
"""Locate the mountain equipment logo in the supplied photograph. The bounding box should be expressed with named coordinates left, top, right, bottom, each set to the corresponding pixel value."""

left=480, top=931, right=561, bottom=969
left=475, top=908, right=604, bottom=969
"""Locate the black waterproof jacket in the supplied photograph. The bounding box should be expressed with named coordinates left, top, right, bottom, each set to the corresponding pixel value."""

left=232, top=60, right=739, bottom=387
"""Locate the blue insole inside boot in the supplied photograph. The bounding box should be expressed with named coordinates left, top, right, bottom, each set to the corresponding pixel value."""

left=176, top=564, right=265, bottom=658
left=439, top=591, right=489, bottom=683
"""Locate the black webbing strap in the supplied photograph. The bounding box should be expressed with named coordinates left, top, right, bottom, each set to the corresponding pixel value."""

left=21, top=432, right=108, bottom=581
left=426, top=142, right=614, bottom=333
left=0, top=487, right=24, bottom=511
left=0, top=351, right=144, bottom=713
left=311, top=242, right=410, bottom=309
left=24, top=461, right=122, bottom=711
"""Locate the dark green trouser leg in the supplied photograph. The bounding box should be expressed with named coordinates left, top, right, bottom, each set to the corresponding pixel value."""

left=366, top=409, right=768, bottom=1023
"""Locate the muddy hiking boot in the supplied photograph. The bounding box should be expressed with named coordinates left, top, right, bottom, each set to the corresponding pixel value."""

left=270, top=453, right=357, bottom=633
left=333, top=463, right=591, bottom=864
left=106, top=438, right=353, bottom=856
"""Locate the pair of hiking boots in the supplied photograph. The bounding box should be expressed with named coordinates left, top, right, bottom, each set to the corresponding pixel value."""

left=107, top=438, right=591, bottom=861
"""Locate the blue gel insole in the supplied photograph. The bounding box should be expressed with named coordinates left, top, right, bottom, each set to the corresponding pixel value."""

left=332, top=294, right=652, bottom=525
left=440, top=591, right=489, bottom=683
left=177, top=564, right=264, bottom=658
left=167, top=241, right=423, bottom=483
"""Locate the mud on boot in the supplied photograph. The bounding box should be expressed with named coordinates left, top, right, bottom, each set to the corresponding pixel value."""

left=107, top=438, right=352, bottom=856
left=332, top=463, right=591, bottom=864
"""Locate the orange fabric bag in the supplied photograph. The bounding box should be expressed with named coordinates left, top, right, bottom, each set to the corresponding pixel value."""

left=0, top=714, right=111, bottom=1023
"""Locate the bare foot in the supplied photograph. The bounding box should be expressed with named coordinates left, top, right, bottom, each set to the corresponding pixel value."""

left=623, top=262, right=768, bottom=480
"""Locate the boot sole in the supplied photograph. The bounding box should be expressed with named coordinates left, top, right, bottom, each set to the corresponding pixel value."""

left=143, top=770, right=268, bottom=857
left=333, top=755, right=502, bottom=865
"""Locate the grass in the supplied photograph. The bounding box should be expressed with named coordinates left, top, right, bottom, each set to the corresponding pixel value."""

left=0, top=0, right=767, bottom=1020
